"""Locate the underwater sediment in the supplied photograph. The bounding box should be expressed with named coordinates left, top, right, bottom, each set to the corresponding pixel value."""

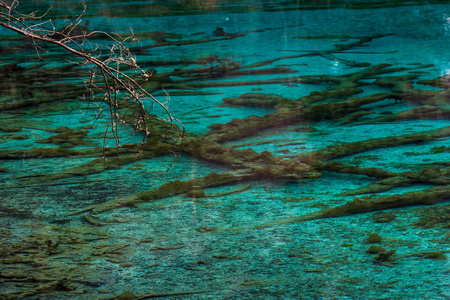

left=0, top=1, right=449, bottom=299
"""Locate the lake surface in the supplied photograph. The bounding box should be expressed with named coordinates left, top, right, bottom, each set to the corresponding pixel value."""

left=0, top=1, right=449, bottom=299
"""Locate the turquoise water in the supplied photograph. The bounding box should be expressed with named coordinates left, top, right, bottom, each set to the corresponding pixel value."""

left=1, top=1, right=449, bottom=299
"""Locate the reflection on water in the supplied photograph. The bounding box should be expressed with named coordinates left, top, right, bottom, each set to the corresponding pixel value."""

left=0, top=1, right=449, bottom=299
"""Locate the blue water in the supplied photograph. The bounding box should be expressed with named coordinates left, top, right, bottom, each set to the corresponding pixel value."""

left=0, top=1, right=449, bottom=299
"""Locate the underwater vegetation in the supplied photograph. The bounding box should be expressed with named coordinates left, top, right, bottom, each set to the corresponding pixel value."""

left=0, top=1, right=449, bottom=299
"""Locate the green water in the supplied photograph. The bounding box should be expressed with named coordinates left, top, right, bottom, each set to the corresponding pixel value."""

left=0, top=1, right=449, bottom=299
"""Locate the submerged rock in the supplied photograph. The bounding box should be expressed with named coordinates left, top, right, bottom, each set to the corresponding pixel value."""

left=366, top=245, right=385, bottom=254
left=363, top=233, right=382, bottom=244
left=116, top=291, right=136, bottom=300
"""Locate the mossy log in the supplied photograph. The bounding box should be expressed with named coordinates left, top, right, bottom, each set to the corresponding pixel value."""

left=242, top=34, right=390, bottom=69
left=204, top=113, right=297, bottom=143
left=342, top=166, right=449, bottom=195
left=73, top=172, right=254, bottom=214
left=222, top=93, right=292, bottom=108
left=0, top=143, right=143, bottom=160
left=203, top=64, right=406, bottom=144
left=24, top=142, right=171, bottom=184
left=320, top=162, right=449, bottom=195
left=352, top=106, right=450, bottom=125
left=298, top=126, right=450, bottom=164
left=258, top=186, right=450, bottom=228
left=182, top=138, right=320, bottom=180
left=319, top=161, right=398, bottom=178
left=417, top=75, right=450, bottom=89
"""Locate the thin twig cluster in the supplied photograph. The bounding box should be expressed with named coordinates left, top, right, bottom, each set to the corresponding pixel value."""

left=0, top=0, right=183, bottom=155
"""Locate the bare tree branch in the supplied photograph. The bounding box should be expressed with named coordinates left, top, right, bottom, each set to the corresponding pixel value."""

left=0, top=0, right=184, bottom=154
